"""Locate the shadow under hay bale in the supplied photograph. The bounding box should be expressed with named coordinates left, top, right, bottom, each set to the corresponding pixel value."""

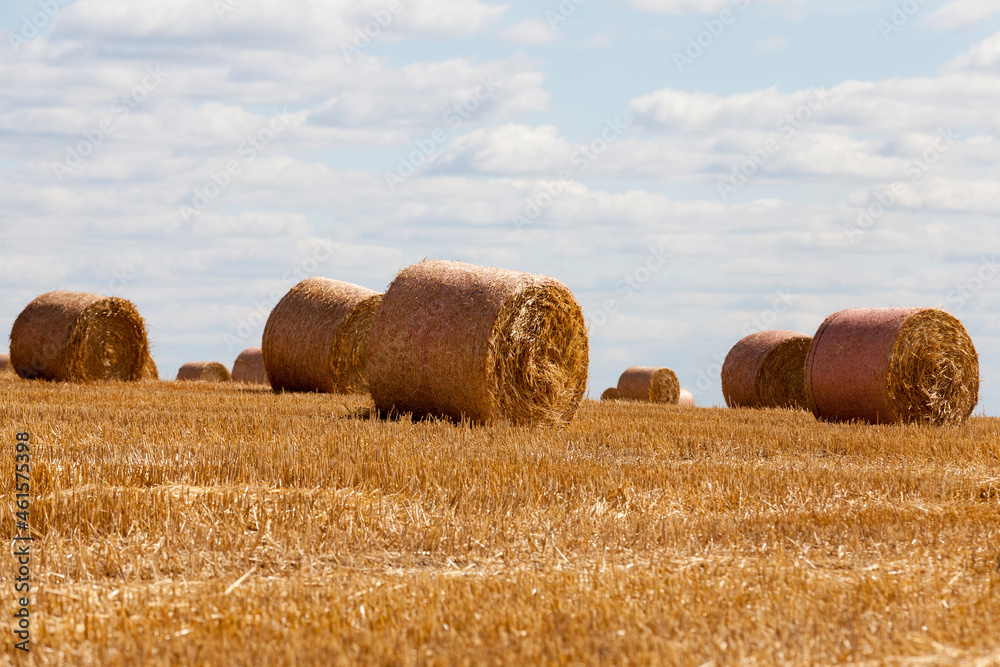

left=231, top=347, right=269, bottom=385
left=367, top=260, right=589, bottom=426
left=263, top=278, right=382, bottom=394
left=722, top=330, right=812, bottom=410
left=600, top=387, right=620, bottom=401
left=805, top=307, right=979, bottom=425
left=176, top=361, right=231, bottom=383
left=10, top=291, right=148, bottom=382
left=344, top=406, right=455, bottom=423
left=616, top=366, right=680, bottom=404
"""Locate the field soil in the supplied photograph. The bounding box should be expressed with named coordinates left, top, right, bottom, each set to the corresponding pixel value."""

left=2, top=378, right=999, bottom=665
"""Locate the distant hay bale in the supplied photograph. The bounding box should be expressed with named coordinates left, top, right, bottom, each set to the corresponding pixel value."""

left=9, top=290, right=148, bottom=382
left=600, top=387, right=620, bottom=401
left=616, top=367, right=680, bottom=404
left=678, top=388, right=696, bottom=407
left=176, top=362, right=231, bottom=383
left=368, top=260, right=589, bottom=425
left=263, top=278, right=382, bottom=394
left=722, top=330, right=812, bottom=410
left=805, top=308, right=979, bottom=425
left=140, top=354, right=159, bottom=381
left=232, top=347, right=269, bottom=385
left=0, top=353, right=12, bottom=374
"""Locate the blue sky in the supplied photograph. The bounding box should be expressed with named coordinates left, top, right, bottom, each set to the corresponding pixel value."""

left=1, top=0, right=999, bottom=413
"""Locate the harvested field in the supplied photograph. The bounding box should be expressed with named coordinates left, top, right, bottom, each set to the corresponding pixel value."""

left=1, top=380, right=999, bottom=665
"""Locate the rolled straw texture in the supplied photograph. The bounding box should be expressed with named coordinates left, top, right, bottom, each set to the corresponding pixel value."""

left=616, top=367, right=680, bottom=404
left=263, top=278, right=382, bottom=394
left=600, top=387, right=620, bottom=401
left=805, top=307, right=979, bottom=425
left=176, top=361, right=231, bottom=383
left=232, top=347, right=269, bottom=385
left=10, top=291, right=148, bottom=382
left=368, top=260, right=589, bottom=425
left=678, top=388, right=696, bottom=407
left=140, top=354, right=159, bottom=381
left=722, top=330, right=812, bottom=410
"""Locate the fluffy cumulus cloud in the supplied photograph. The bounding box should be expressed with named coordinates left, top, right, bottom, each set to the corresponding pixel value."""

left=927, top=0, right=1000, bottom=31
left=1, top=0, right=999, bottom=411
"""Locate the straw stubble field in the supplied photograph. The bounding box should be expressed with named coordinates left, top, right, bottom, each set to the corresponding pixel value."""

left=2, top=378, right=1000, bottom=665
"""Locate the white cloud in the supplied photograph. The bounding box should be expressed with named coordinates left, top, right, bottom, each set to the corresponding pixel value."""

left=51, top=0, right=507, bottom=51
left=619, top=0, right=796, bottom=14
left=927, top=0, right=1000, bottom=31
left=499, top=20, right=557, bottom=44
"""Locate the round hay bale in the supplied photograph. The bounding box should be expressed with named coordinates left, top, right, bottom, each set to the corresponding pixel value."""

left=0, top=353, right=12, bottom=374
left=263, top=278, right=382, bottom=394
left=616, top=367, right=680, bottom=404
left=10, top=291, right=148, bottom=382
left=140, top=354, right=159, bottom=381
left=368, top=260, right=589, bottom=425
left=805, top=308, right=979, bottom=425
left=176, top=361, right=231, bottom=383
left=678, top=387, right=696, bottom=407
left=232, top=347, right=269, bottom=385
left=600, top=387, right=620, bottom=401
left=722, top=330, right=812, bottom=410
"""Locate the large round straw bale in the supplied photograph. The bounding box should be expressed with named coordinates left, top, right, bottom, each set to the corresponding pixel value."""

left=601, top=387, right=620, bottom=401
left=176, top=361, right=231, bottom=383
left=140, top=354, right=159, bottom=381
left=263, top=278, right=382, bottom=394
left=0, top=353, right=12, bottom=374
left=368, top=260, right=589, bottom=425
left=616, top=367, right=680, bottom=404
left=805, top=308, right=979, bottom=425
left=9, top=291, right=148, bottom=382
left=678, top=388, right=696, bottom=407
left=232, top=347, right=269, bottom=385
left=722, top=330, right=811, bottom=410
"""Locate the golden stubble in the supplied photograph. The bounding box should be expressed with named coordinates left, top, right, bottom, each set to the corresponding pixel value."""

left=1, top=379, right=999, bottom=666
